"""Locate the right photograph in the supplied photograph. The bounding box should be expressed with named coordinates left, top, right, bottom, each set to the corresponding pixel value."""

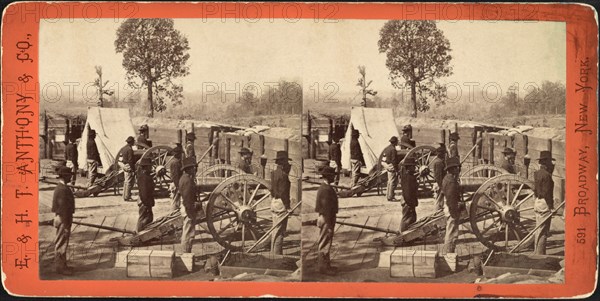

left=301, top=20, right=566, bottom=283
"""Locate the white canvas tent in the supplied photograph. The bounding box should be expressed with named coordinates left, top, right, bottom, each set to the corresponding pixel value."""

left=77, top=107, right=137, bottom=172
left=341, top=107, right=400, bottom=172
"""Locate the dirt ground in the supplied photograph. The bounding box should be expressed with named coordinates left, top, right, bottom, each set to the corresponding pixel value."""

left=38, top=159, right=301, bottom=281
left=300, top=159, right=565, bottom=283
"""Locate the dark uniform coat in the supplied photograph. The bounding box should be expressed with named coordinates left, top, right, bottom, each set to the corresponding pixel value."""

left=52, top=183, right=75, bottom=219
left=180, top=173, right=197, bottom=218
left=432, top=157, right=446, bottom=187
left=350, top=137, right=364, bottom=163
left=87, top=138, right=101, bottom=162
left=442, top=173, right=461, bottom=214
left=271, top=167, right=291, bottom=209
left=400, top=135, right=412, bottom=148
left=328, top=143, right=342, bottom=165
left=400, top=167, right=418, bottom=207
left=170, top=157, right=182, bottom=190
left=534, top=168, right=554, bottom=210
left=137, top=169, right=155, bottom=207
left=501, top=160, right=516, bottom=174
left=315, top=182, right=338, bottom=220
left=238, top=160, right=254, bottom=174
left=65, top=143, right=78, bottom=164
left=382, top=144, right=399, bottom=169
left=121, top=144, right=135, bottom=170
left=137, top=134, right=149, bottom=147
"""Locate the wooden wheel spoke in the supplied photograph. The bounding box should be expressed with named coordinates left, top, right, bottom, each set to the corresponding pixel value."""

left=515, top=193, right=535, bottom=209
left=243, top=180, right=248, bottom=206
left=519, top=206, right=534, bottom=212
left=248, top=184, right=261, bottom=205
left=220, top=191, right=240, bottom=209
left=511, top=184, right=524, bottom=205
left=217, top=220, right=236, bottom=236
left=214, top=204, right=234, bottom=212
left=482, top=192, right=503, bottom=209
left=250, top=193, right=271, bottom=209
left=519, top=215, right=535, bottom=222
left=254, top=206, right=271, bottom=213
left=480, top=220, right=501, bottom=236
left=504, top=224, right=510, bottom=248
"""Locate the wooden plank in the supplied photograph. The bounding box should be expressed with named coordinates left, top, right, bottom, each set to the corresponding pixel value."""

left=361, top=213, right=394, bottom=265
left=330, top=216, right=368, bottom=263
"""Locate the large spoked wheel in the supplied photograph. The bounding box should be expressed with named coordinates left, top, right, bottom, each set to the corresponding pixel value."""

left=140, top=145, right=174, bottom=192
left=469, top=174, right=537, bottom=252
left=205, top=174, right=273, bottom=252
left=405, top=145, right=437, bottom=193
left=461, top=164, right=508, bottom=178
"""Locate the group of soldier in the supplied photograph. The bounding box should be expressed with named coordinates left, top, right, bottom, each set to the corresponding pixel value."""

left=315, top=124, right=556, bottom=275
left=52, top=124, right=295, bottom=275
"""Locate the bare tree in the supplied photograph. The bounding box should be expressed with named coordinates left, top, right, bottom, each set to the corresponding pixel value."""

left=357, top=65, right=377, bottom=107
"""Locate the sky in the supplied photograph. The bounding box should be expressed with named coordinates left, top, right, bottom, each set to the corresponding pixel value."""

left=40, top=18, right=565, bottom=102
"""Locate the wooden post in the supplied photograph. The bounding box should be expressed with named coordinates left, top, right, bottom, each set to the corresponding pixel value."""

left=473, top=131, right=479, bottom=168
left=440, top=129, right=446, bottom=145
left=284, top=139, right=289, bottom=153
left=307, top=111, right=312, bottom=158
left=65, top=119, right=70, bottom=143
left=259, top=134, right=266, bottom=179
left=225, top=137, right=231, bottom=165
left=212, top=131, right=220, bottom=164
left=43, top=111, right=48, bottom=159
left=328, top=118, right=333, bottom=144
left=488, top=138, right=495, bottom=165
left=547, top=139, right=553, bottom=154
left=177, top=129, right=183, bottom=144
left=454, top=123, right=458, bottom=135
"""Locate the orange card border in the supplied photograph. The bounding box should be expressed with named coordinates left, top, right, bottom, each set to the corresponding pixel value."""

left=1, top=2, right=597, bottom=298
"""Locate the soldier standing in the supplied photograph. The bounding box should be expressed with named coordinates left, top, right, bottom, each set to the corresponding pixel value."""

left=315, top=166, right=339, bottom=275
left=381, top=136, right=399, bottom=202
left=64, top=136, right=78, bottom=185
left=501, top=147, right=517, bottom=174
left=169, top=143, right=183, bottom=211
left=349, top=129, right=364, bottom=187
left=136, top=125, right=150, bottom=149
left=179, top=157, right=198, bottom=253
left=238, top=147, right=255, bottom=174
left=270, top=150, right=292, bottom=255
left=399, top=156, right=418, bottom=231
left=533, top=150, right=555, bottom=255
left=328, top=135, right=342, bottom=186
left=442, top=157, right=461, bottom=254
left=400, top=124, right=412, bottom=149
left=185, top=132, right=196, bottom=161
left=448, top=132, right=460, bottom=160
left=136, top=158, right=155, bottom=232
left=120, top=136, right=136, bottom=202
left=52, top=166, right=75, bottom=275
left=86, top=129, right=101, bottom=187
left=432, top=144, right=447, bottom=211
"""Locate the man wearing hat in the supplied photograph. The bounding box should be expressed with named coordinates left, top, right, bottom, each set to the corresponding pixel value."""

left=185, top=132, right=196, bottom=161
left=533, top=150, right=555, bottom=255
left=442, top=157, right=461, bottom=254
left=432, top=143, right=447, bottom=211
left=136, top=157, right=155, bottom=232
left=136, top=125, right=150, bottom=149
left=169, top=143, right=184, bottom=211
left=271, top=150, right=292, bottom=255
left=238, top=147, right=255, bottom=174
left=349, top=129, right=364, bottom=188
left=179, top=156, right=198, bottom=253
left=328, top=135, right=342, bottom=187
left=315, top=166, right=339, bottom=275
left=120, top=136, right=137, bottom=202
left=448, top=132, right=460, bottom=160
left=400, top=124, right=413, bottom=149
left=501, top=147, right=517, bottom=174
left=52, top=166, right=76, bottom=275
left=86, top=128, right=101, bottom=187
left=399, top=156, right=418, bottom=230
left=381, top=136, right=400, bottom=201
left=64, top=135, right=79, bottom=186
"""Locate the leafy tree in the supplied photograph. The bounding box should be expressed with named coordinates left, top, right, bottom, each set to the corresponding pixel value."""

left=378, top=20, right=453, bottom=117
left=115, top=19, right=190, bottom=117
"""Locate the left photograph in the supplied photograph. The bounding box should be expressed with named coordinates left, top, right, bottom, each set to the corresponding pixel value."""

left=38, top=18, right=302, bottom=281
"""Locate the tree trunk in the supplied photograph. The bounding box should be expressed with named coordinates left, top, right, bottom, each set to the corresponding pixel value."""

left=147, top=80, right=154, bottom=117
left=410, top=82, right=417, bottom=117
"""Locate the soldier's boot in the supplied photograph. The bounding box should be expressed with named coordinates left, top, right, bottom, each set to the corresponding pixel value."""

left=318, top=253, right=336, bottom=276
left=325, top=254, right=338, bottom=272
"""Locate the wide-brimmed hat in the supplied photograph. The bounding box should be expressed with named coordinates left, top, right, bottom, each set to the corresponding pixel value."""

left=139, top=157, right=153, bottom=166
left=402, top=124, right=412, bottom=132
left=502, top=147, right=516, bottom=155
left=126, top=136, right=135, bottom=144
left=239, top=147, right=253, bottom=156
left=449, top=132, right=460, bottom=140
left=537, top=150, right=556, bottom=161
left=181, top=157, right=196, bottom=171
left=186, top=132, right=196, bottom=140
left=320, top=166, right=337, bottom=177
left=274, top=150, right=292, bottom=162
left=402, top=156, right=417, bottom=166
left=139, top=124, right=148, bottom=132
left=389, top=136, right=399, bottom=143
left=351, top=129, right=360, bottom=137
left=56, top=166, right=73, bottom=178
left=445, top=157, right=461, bottom=170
